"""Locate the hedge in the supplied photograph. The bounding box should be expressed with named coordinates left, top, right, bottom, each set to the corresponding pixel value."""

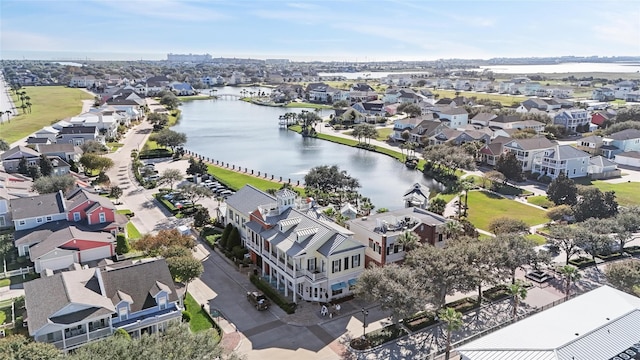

left=482, top=285, right=510, bottom=302
left=249, top=274, right=296, bottom=314
left=154, top=193, right=179, bottom=214
left=403, top=311, right=437, bottom=332
left=568, top=256, right=596, bottom=269
left=350, top=323, right=407, bottom=350
left=445, top=296, right=479, bottom=313
left=139, top=149, right=173, bottom=159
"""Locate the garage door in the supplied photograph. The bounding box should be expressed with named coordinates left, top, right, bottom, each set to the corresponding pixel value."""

left=80, top=245, right=112, bottom=263
left=615, top=156, right=640, bottom=168
left=38, top=254, right=76, bottom=273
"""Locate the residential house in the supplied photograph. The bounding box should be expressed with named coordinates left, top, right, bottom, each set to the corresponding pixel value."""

left=69, top=76, right=96, bottom=88
left=350, top=83, right=377, bottom=102
left=352, top=100, right=385, bottom=116
left=9, top=191, right=67, bottom=233
left=603, top=129, right=640, bottom=159
left=592, top=87, right=616, bottom=101
left=430, top=128, right=491, bottom=146
left=488, top=115, right=521, bottom=130
left=145, top=75, right=172, bottom=96
left=346, top=207, right=450, bottom=267
left=35, top=143, right=83, bottom=163
left=339, top=203, right=358, bottom=220
left=588, top=156, right=620, bottom=179
left=470, top=112, right=497, bottom=127
left=503, top=137, right=556, bottom=172
left=1, top=146, right=40, bottom=173
left=392, top=117, right=425, bottom=141
left=24, top=258, right=182, bottom=351
left=614, top=151, right=640, bottom=168
left=433, top=106, right=469, bottom=129
left=0, top=197, right=10, bottom=230
left=383, top=88, right=401, bottom=104
left=544, top=87, right=574, bottom=99
left=26, top=137, right=52, bottom=146
left=69, top=112, right=119, bottom=139
left=64, top=187, right=123, bottom=231
left=226, top=186, right=365, bottom=303
left=454, top=79, right=472, bottom=91
left=34, top=126, right=60, bottom=141
left=457, top=286, right=640, bottom=360
left=519, top=98, right=555, bottom=111
left=480, top=142, right=504, bottom=166
left=49, top=156, right=71, bottom=176
left=437, top=78, right=453, bottom=89
left=473, top=80, right=494, bottom=92
left=590, top=110, right=615, bottom=127
left=56, top=126, right=101, bottom=146
left=626, top=90, right=640, bottom=102
left=408, top=117, right=447, bottom=145
left=553, top=109, right=590, bottom=132
left=613, top=80, right=636, bottom=100
left=104, top=90, right=145, bottom=107
left=169, top=82, right=196, bottom=96
left=533, top=145, right=590, bottom=179
left=512, top=119, right=546, bottom=133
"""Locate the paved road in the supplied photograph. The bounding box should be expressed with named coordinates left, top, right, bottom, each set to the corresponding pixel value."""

left=0, top=72, right=16, bottom=123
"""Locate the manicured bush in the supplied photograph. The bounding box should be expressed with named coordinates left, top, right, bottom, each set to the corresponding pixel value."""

left=403, top=311, right=437, bottom=332
left=114, top=328, right=131, bottom=339
left=226, top=227, right=241, bottom=251
left=595, top=252, right=623, bottom=261
left=249, top=275, right=296, bottom=314
left=482, top=285, right=510, bottom=302
left=182, top=311, right=191, bottom=322
left=569, top=256, right=596, bottom=269
left=624, top=246, right=640, bottom=255
left=219, top=223, right=233, bottom=250
left=350, top=324, right=407, bottom=350
left=139, top=148, right=173, bottom=159
left=116, top=234, right=131, bottom=254
left=231, top=246, right=248, bottom=260
left=445, top=297, right=479, bottom=313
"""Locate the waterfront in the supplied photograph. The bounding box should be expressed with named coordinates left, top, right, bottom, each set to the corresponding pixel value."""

left=173, top=87, right=443, bottom=210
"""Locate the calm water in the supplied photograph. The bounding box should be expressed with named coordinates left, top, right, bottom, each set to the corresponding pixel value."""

left=173, top=87, right=442, bottom=210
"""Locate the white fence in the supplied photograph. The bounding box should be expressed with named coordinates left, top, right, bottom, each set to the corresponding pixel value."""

left=0, top=266, right=33, bottom=280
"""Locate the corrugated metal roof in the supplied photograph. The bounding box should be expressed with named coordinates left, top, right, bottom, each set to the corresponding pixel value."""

left=225, top=185, right=275, bottom=215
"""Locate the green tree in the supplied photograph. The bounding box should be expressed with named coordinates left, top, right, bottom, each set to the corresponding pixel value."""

left=80, top=140, right=108, bottom=154
left=132, top=229, right=196, bottom=254
left=0, top=138, right=10, bottom=151
left=438, top=307, right=463, bottom=360
left=27, top=165, right=42, bottom=180
left=547, top=224, right=580, bottom=265
left=508, top=280, right=528, bottom=318
left=159, top=91, right=180, bottom=110
left=166, top=255, right=204, bottom=296
left=493, top=234, right=538, bottom=284
left=397, top=103, right=422, bottom=117
left=546, top=204, right=574, bottom=222
left=226, top=226, right=241, bottom=251
left=116, top=233, right=131, bottom=254
left=159, top=168, right=183, bottom=190
left=178, top=183, right=213, bottom=205
left=186, top=157, right=208, bottom=175
left=219, top=223, right=233, bottom=249
left=193, top=207, right=211, bottom=227
left=68, top=323, right=240, bottom=360
left=612, top=206, right=640, bottom=252
left=109, top=185, right=123, bottom=204
left=495, top=152, right=523, bottom=182
left=574, top=218, right=615, bottom=264
left=428, top=197, right=446, bottom=215
left=397, top=231, right=421, bottom=251
left=32, top=175, right=76, bottom=194
left=333, top=100, right=349, bottom=108
left=605, top=260, right=640, bottom=294
left=151, top=129, right=187, bottom=152
left=17, top=157, right=28, bottom=175
left=0, top=335, right=62, bottom=360
left=38, top=155, right=53, bottom=177
left=354, top=264, right=426, bottom=324
left=488, top=217, right=528, bottom=235
left=573, top=187, right=618, bottom=221
left=558, top=265, right=581, bottom=299
left=546, top=173, right=578, bottom=205
left=80, top=153, right=114, bottom=174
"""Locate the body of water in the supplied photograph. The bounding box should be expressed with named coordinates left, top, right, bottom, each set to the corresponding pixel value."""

left=479, top=62, right=640, bottom=74
left=173, top=86, right=442, bottom=210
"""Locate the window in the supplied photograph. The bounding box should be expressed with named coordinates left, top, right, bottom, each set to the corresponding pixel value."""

left=119, top=307, right=128, bottom=321
left=158, top=296, right=167, bottom=310
left=573, top=169, right=576, bottom=174
left=99, top=213, right=106, bottom=223
left=368, top=239, right=374, bottom=249
left=46, top=216, right=52, bottom=222
left=332, top=288, right=343, bottom=296
left=352, top=254, right=361, bottom=268
left=394, top=245, right=400, bottom=253
left=73, top=212, right=81, bottom=221
left=438, top=234, right=443, bottom=242
left=332, top=259, right=341, bottom=273
left=36, top=217, right=43, bottom=223
left=386, top=246, right=390, bottom=255
left=19, top=220, right=26, bottom=226
left=344, top=257, right=349, bottom=270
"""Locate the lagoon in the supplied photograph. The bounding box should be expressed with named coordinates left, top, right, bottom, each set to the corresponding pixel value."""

left=174, top=87, right=442, bottom=210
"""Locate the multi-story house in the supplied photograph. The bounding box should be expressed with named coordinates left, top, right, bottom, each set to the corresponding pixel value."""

left=9, top=191, right=68, bottom=233
left=56, top=126, right=101, bottom=146
left=613, top=80, right=636, bottom=100
left=503, top=137, right=556, bottom=172
left=0, top=146, right=40, bottom=173
left=34, top=126, right=60, bottom=141
left=408, top=118, right=447, bottom=145
left=69, top=76, right=96, bottom=88
left=601, top=129, right=640, bottom=159
left=553, top=109, right=590, bottom=132
left=24, top=258, right=182, bottom=352
left=488, top=115, right=521, bottom=130
left=144, top=75, right=172, bottom=96
left=533, top=145, right=590, bottom=179
left=392, top=117, right=424, bottom=141
left=592, top=87, right=616, bottom=101
left=470, top=112, right=497, bottom=127
left=473, top=80, right=494, bottom=92
left=226, top=186, right=365, bottom=303
left=35, top=143, right=84, bottom=163
left=346, top=207, right=450, bottom=267
left=69, top=112, right=119, bottom=139
left=433, top=106, right=469, bottom=129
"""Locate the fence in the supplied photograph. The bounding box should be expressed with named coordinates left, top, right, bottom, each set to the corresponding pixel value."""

left=0, top=266, right=34, bottom=280
left=115, top=251, right=144, bottom=261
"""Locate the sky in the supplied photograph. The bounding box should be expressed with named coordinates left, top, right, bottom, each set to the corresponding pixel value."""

left=1, top=0, right=639, bottom=62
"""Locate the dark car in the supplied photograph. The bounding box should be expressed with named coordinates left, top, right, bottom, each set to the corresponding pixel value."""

left=247, top=291, right=270, bottom=310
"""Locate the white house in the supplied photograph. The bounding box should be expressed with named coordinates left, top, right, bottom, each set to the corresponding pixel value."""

left=225, top=186, right=366, bottom=303
left=432, top=106, right=469, bottom=129
left=533, top=145, right=590, bottom=179
left=503, top=137, right=556, bottom=172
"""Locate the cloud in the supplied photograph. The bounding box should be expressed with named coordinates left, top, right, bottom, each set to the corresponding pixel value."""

left=96, top=0, right=229, bottom=21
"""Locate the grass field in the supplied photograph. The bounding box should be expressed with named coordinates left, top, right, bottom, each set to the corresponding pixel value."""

left=429, top=89, right=524, bottom=107
left=375, top=128, right=392, bottom=141
left=590, top=181, right=640, bottom=207
left=3, top=86, right=93, bottom=144
left=526, top=233, right=547, bottom=245
left=184, top=293, right=219, bottom=337
left=126, top=221, right=142, bottom=240
left=466, top=191, right=548, bottom=232
left=527, top=195, right=554, bottom=208
left=206, top=164, right=304, bottom=194
left=285, top=102, right=332, bottom=109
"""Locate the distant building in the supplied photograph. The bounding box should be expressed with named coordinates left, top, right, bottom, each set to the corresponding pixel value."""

left=166, top=53, right=212, bottom=63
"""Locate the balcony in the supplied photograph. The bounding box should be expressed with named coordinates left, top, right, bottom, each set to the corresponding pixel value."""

left=302, top=269, right=327, bottom=282
left=88, top=327, right=112, bottom=340
left=65, top=332, right=88, bottom=348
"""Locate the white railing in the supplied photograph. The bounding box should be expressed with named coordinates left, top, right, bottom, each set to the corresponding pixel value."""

left=88, top=327, right=112, bottom=340
left=0, top=266, right=34, bottom=279
left=302, top=269, right=327, bottom=282
left=115, top=251, right=144, bottom=261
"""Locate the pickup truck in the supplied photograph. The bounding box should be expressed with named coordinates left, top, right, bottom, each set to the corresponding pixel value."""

left=247, top=291, right=270, bottom=311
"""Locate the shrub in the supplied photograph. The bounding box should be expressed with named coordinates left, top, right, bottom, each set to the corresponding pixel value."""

left=231, top=246, right=248, bottom=260
left=116, top=234, right=131, bottom=254
left=249, top=275, right=296, bottom=314
left=114, top=328, right=131, bottom=339
left=482, top=285, right=510, bottom=302
left=219, top=223, right=233, bottom=249
left=445, top=297, right=479, bottom=313
left=539, top=175, right=552, bottom=184
left=403, top=311, right=437, bottom=332
left=568, top=256, right=596, bottom=269
left=182, top=311, right=191, bottom=322
left=226, top=227, right=241, bottom=251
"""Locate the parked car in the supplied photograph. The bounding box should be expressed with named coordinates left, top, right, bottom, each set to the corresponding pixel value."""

left=219, top=189, right=233, bottom=196
left=247, top=291, right=270, bottom=311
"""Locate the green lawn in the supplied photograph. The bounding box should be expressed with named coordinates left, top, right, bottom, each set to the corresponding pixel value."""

left=590, top=181, right=640, bottom=207
left=284, top=102, right=332, bottom=109
left=176, top=95, right=212, bottom=101
left=527, top=195, right=554, bottom=208
left=375, top=128, right=392, bottom=141
left=206, top=164, right=304, bottom=194
left=429, top=89, right=523, bottom=107
left=466, top=191, right=548, bottom=232
left=126, top=221, right=141, bottom=240
left=433, top=192, right=457, bottom=204
left=184, top=292, right=219, bottom=335
left=167, top=110, right=181, bottom=126
left=0, top=273, right=39, bottom=288
left=3, top=86, right=93, bottom=144
left=526, top=233, right=547, bottom=245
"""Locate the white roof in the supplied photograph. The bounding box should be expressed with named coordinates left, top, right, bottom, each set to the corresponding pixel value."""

left=458, top=285, right=640, bottom=360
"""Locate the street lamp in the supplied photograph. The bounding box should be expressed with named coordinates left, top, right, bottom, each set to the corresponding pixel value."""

left=361, top=308, right=369, bottom=339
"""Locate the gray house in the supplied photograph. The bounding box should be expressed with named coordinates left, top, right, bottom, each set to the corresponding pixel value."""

left=56, top=126, right=100, bottom=146
left=0, top=146, right=40, bottom=173
left=35, top=143, right=83, bottom=163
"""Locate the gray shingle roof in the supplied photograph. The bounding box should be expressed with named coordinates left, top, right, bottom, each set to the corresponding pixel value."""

left=505, top=137, right=556, bottom=151
left=0, top=145, right=40, bottom=161
left=28, top=225, right=115, bottom=260
left=608, top=129, right=640, bottom=141
left=544, top=145, right=590, bottom=161
left=10, top=191, right=66, bottom=220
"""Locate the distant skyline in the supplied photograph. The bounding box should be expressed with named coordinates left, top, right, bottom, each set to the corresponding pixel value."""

left=1, top=0, right=639, bottom=62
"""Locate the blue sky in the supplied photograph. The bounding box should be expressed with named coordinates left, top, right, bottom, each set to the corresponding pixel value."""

left=1, top=0, right=639, bottom=61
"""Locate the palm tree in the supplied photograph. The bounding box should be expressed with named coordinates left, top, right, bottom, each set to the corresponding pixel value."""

left=20, top=104, right=27, bottom=114
left=438, top=307, right=463, bottom=360
left=508, top=281, right=528, bottom=318
left=443, top=220, right=463, bottom=240
left=559, top=265, right=581, bottom=299
left=25, top=101, right=32, bottom=113
left=397, top=231, right=421, bottom=251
